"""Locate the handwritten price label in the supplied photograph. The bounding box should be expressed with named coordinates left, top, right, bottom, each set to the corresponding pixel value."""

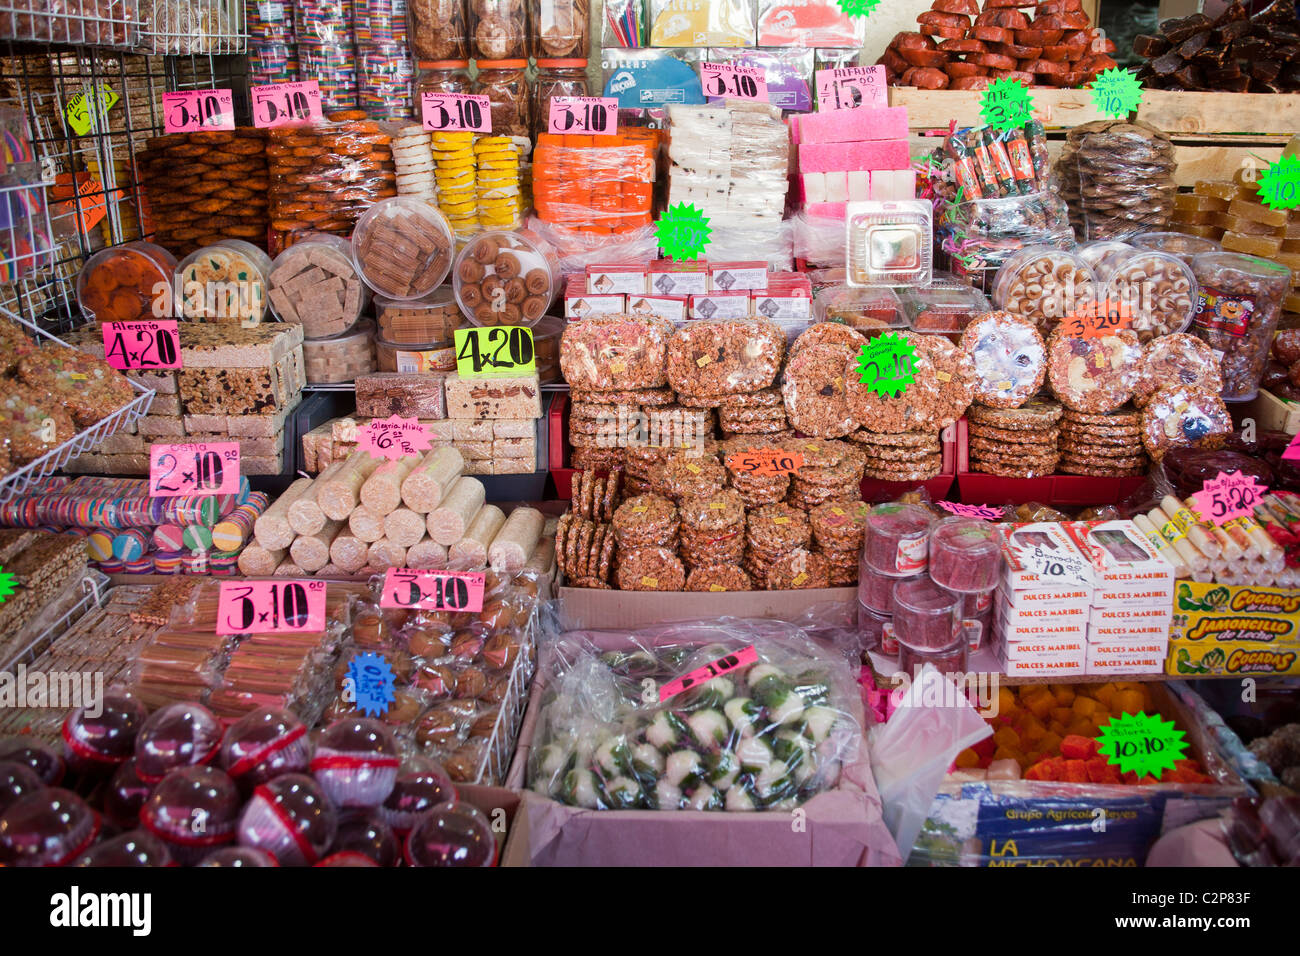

left=1058, top=300, right=1134, bottom=339
left=548, top=96, right=618, bottom=135
left=358, top=416, right=435, bottom=461
left=64, top=84, right=119, bottom=136
left=938, top=501, right=1001, bottom=520
left=421, top=92, right=492, bottom=133
left=217, top=580, right=327, bottom=635
left=1282, top=432, right=1300, bottom=463
left=162, top=89, right=235, bottom=134
left=815, top=65, right=887, bottom=111
left=1192, top=470, right=1269, bottom=525
left=701, top=63, right=768, bottom=102
left=1028, top=545, right=1089, bottom=583
left=660, top=645, right=757, bottom=702
left=102, top=321, right=182, bottom=370
left=251, top=80, right=322, bottom=128
left=149, top=442, right=240, bottom=496
left=453, top=326, right=536, bottom=377
left=380, top=568, right=485, bottom=613
left=725, top=447, right=805, bottom=478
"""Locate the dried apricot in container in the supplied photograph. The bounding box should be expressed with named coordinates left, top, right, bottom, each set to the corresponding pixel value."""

left=76, top=241, right=177, bottom=324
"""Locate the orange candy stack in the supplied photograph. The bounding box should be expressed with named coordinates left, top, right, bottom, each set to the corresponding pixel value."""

left=532, top=128, right=661, bottom=238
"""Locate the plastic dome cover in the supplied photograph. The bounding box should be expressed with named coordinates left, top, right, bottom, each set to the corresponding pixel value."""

left=238, top=773, right=338, bottom=866
left=0, top=760, right=43, bottom=814
left=63, top=691, right=149, bottom=772
left=135, top=702, right=223, bottom=783
left=74, top=829, right=173, bottom=867
left=0, top=736, right=66, bottom=785
left=315, top=851, right=380, bottom=866
left=104, top=758, right=153, bottom=830
left=197, top=846, right=279, bottom=867
left=140, top=766, right=241, bottom=862
left=378, top=756, right=457, bottom=833
left=310, top=717, right=400, bottom=809
left=0, top=788, right=100, bottom=866
left=220, top=706, right=310, bottom=787
left=331, top=811, right=401, bottom=867
left=404, top=800, right=495, bottom=867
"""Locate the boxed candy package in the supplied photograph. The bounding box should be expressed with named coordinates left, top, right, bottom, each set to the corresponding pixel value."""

left=1063, top=520, right=1176, bottom=608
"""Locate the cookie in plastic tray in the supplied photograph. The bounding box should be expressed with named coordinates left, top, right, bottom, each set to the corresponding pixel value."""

left=845, top=330, right=941, bottom=435
left=1076, top=240, right=1134, bottom=280
left=1102, top=249, right=1198, bottom=342
left=959, top=310, right=1046, bottom=409
left=812, top=285, right=905, bottom=332
left=1139, top=384, right=1231, bottom=462
left=1046, top=327, right=1141, bottom=414
left=1130, top=231, right=1221, bottom=266
left=781, top=342, right=858, bottom=438
left=845, top=200, right=933, bottom=288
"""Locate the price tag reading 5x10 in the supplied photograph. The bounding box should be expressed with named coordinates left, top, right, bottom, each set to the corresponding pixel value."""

left=380, top=568, right=486, bottom=613
left=454, top=326, right=536, bottom=377
left=217, top=580, right=327, bottom=635
left=251, top=80, right=323, bottom=128
left=149, top=442, right=240, bottom=496
left=102, top=320, right=182, bottom=370
left=163, top=89, right=235, bottom=134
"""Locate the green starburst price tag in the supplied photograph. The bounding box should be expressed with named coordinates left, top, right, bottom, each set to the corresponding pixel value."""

left=979, top=77, right=1034, bottom=132
left=837, top=0, right=879, bottom=16
left=1089, top=67, right=1143, bottom=119
left=1096, top=711, right=1188, bottom=780
left=854, top=332, right=917, bottom=398
left=0, top=566, right=16, bottom=603
left=1259, top=155, right=1300, bottom=211
left=655, top=202, right=712, bottom=261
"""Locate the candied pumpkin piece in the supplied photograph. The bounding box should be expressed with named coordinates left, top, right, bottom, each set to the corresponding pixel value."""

left=955, top=747, right=981, bottom=768
left=1115, top=689, right=1146, bottom=715
left=1048, top=683, right=1075, bottom=705
left=1092, top=683, right=1119, bottom=708
left=1024, top=691, right=1055, bottom=720
left=1064, top=759, right=1090, bottom=783
left=1051, top=706, right=1074, bottom=724
left=1038, top=731, right=1063, bottom=755
left=993, top=725, right=1021, bottom=749
left=1048, top=720, right=1068, bottom=737
left=1060, top=734, right=1099, bottom=759
left=996, top=686, right=1017, bottom=715
left=1071, top=696, right=1098, bottom=716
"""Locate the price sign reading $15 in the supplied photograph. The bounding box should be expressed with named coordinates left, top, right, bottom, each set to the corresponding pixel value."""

left=421, top=92, right=492, bottom=133
left=815, top=65, right=887, bottom=112
left=149, top=442, right=240, bottom=496
left=217, top=580, right=326, bottom=635
left=453, top=326, right=536, bottom=377
left=701, top=63, right=768, bottom=102
left=660, top=646, right=757, bottom=702
left=548, top=96, right=618, bottom=135
left=251, top=80, right=323, bottom=128
left=102, top=320, right=182, bottom=370
left=380, top=568, right=486, bottom=613
left=163, top=89, right=235, bottom=134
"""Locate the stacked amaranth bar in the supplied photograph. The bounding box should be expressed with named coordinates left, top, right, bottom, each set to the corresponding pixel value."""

left=442, top=370, right=542, bottom=474
left=67, top=324, right=305, bottom=475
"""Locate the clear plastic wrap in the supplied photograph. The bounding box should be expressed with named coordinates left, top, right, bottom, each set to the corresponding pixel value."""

left=560, top=313, right=673, bottom=390
left=268, top=232, right=369, bottom=336
left=1056, top=120, right=1176, bottom=242
left=408, top=0, right=469, bottom=58
left=780, top=341, right=858, bottom=438
left=1046, top=327, right=1141, bottom=414
left=649, top=0, right=756, bottom=46
left=470, top=0, right=527, bottom=58
left=248, top=39, right=298, bottom=85
left=601, top=47, right=705, bottom=107
left=527, top=618, right=863, bottom=811
left=940, top=121, right=1052, bottom=202
left=665, top=318, right=785, bottom=396
left=1132, top=332, right=1223, bottom=409
left=992, top=246, right=1097, bottom=332
left=358, top=42, right=415, bottom=120
left=177, top=239, right=271, bottom=326
left=846, top=200, right=932, bottom=287
left=453, top=229, right=559, bottom=327
left=704, top=47, right=812, bottom=112
left=533, top=129, right=660, bottom=233
left=1131, top=230, right=1221, bottom=266
left=1138, top=384, right=1232, bottom=462
left=1102, top=249, right=1198, bottom=342
left=756, top=0, right=864, bottom=47
left=531, top=59, right=590, bottom=138
left=531, top=0, right=588, bottom=57
left=667, top=102, right=788, bottom=229
left=900, top=283, right=989, bottom=340
left=298, top=41, right=361, bottom=111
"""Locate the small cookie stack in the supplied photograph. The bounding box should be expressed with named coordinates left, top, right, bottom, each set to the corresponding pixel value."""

left=787, top=440, right=865, bottom=510
left=474, top=136, right=524, bottom=230
left=432, top=130, right=479, bottom=235
left=744, top=503, right=812, bottom=590
left=662, top=455, right=727, bottom=502
left=700, top=388, right=789, bottom=437
left=567, top=387, right=677, bottom=467
left=679, top=488, right=747, bottom=574
left=391, top=124, right=436, bottom=203
left=967, top=400, right=1064, bottom=478
left=809, top=501, right=870, bottom=587
left=851, top=429, right=944, bottom=481
left=611, top=494, right=686, bottom=591
left=1058, top=406, right=1150, bottom=477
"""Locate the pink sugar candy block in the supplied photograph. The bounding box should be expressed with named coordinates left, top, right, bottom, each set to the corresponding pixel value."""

left=806, top=202, right=848, bottom=219
left=849, top=140, right=910, bottom=171
left=798, top=141, right=853, bottom=173
left=796, top=107, right=909, bottom=144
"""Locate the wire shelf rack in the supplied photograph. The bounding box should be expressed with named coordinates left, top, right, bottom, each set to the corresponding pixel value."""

left=0, top=1, right=140, bottom=51
left=0, top=568, right=110, bottom=671
left=0, top=306, right=155, bottom=502
left=475, top=619, right=537, bottom=786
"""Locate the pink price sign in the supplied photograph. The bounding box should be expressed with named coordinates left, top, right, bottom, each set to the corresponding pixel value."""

left=421, top=92, right=492, bottom=133
left=102, top=320, right=182, bottom=370
left=217, top=580, right=327, bottom=635
left=380, top=568, right=485, bottom=613
left=659, top=645, right=758, bottom=703
left=700, top=63, right=768, bottom=102
left=548, top=96, right=618, bottom=135
left=358, top=415, right=435, bottom=461
left=938, top=501, right=1002, bottom=521
left=149, top=442, right=240, bottom=497
left=815, top=65, right=887, bottom=111
left=251, top=80, right=323, bottom=128
left=1284, top=433, right=1300, bottom=463
left=163, top=89, right=235, bottom=134
left=1191, top=470, right=1269, bottom=525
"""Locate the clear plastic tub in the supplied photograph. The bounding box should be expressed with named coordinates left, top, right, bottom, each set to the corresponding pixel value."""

left=177, top=239, right=272, bottom=326
left=375, top=336, right=457, bottom=373
left=900, top=283, right=990, bottom=342
left=453, top=229, right=558, bottom=327
left=304, top=321, right=377, bottom=384
left=897, top=623, right=972, bottom=676
left=992, top=245, right=1097, bottom=330
left=928, top=517, right=1001, bottom=594
left=352, top=197, right=455, bottom=300
left=268, top=233, right=369, bottom=337
left=857, top=601, right=890, bottom=653
left=76, top=240, right=177, bottom=324
left=1132, top=231, right=1222, bottom=267
left=1102, top=249, right=1198, bottom=342
left=891, top=576, right=962, bottom=651
left=1190, top=250, right=1292, bottom=402
left=533, top=314, right=563, bottom=383
left=376, top=287, right=462, bottom=344
left=846, top=200, right=933, bottom=288
left=862, top=503, right=935, bottom=577
left=858, top=563, right=921, bottom=614
left=1076, top=240, right=1134, bottom=281
left=813, top=284, right=905, bottom=333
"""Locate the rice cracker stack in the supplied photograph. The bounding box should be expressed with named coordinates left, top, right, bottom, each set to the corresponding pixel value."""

left=474, top=135, right=524, bottom=231
left=679, top=488, right=746, bottom=570
left=432, top=130, right=479, bottom=235
left=809, top=500, right=869, bottom=586
left=391, top=124, right=436, bottom=202
left=850, top=427, right=944, bottom=481
left=744, top=502, right=811, bottom=589
left=610, top=493, right=684, bottom=591
left=786, top=438, right=865, bottom=509
left=1058, top=404, right=1150, bottom=477
left=967, top=398, right=1063, bottom=478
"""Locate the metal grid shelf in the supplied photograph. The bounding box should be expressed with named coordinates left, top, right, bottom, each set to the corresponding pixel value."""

left=474, top=619, right=537, bottom=786
left=0, top=307, right=155, bottom=502
left=0, top=1, right=140, bottom=51
left=0, top=569, right=110, bottom=670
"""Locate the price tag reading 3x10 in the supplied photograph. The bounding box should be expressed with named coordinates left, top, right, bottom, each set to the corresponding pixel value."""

left=380, top=568, right=486, bottom=613
left=149, top=442, right=240, bottom=496
left=217, top=580, right=327, bottom=635
left=163, top=89, right=235, bottom=134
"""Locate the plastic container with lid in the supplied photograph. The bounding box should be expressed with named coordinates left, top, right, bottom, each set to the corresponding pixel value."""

left=310, top=717, right=401, bottom=808
left=1076, top=240, right=1134, bottom=280
left=408, top=0, right=469, bottom=60
left=532, top=57, right=589, bottom=138
left=0, top=761, right=42, bottom=815
left=928, top=517, right=1001, bottom=593
left=105, top=758, right=152, bottom=829
left=472, top=59, right=530, bottom=138
left=376, top=287, right=462, bottom=343
left=219, top=706, right=311, bottom=791
left=846, top=200, right=933, bottom=288
left=895, top=621, right=972, bottom=676
left=531, top=0, right=588, bottom=57
left=237, top=773, right=338, bottom=865
left=303, top=320, right=377, bottom=383
left=378, top=756, right=457, bottom=834
left=1190, top=250, right=1292, bottom=402
left=992, top=245, right=1097, bottom=329
left=134, top=701, right=224, bottom=784
left=471, top=0, right=527, bottom=59
left=74, top=829, right=175, bottom=867
left=76, top=240, right=177, bottom=324
left=891, top=576, right=962, bottom=651
left=140, top=765, right=242, bottom=864
left=375, top=335, right=457, bottom=373
left=454, top=229, right=559, bottom=326
left=268, top=232, right=369, bottom=337
left=533, top=314, right=563, bottom=383
left=61, top=690, right=148, bottom=775
left=899, top=283, right=990, bottom=342
left=0, top=788, right=100, bottom=866
left=857, top=602, right=890, bottom=653
left=197, top=846, right=280, bottom=866
left=1103, top=249, right=1198, bottom=342
left=813, top=284, right=905, bottom=333
left=1132, top=231, right=1222, bottom=266
left=414, top=59, right=472, bottom=99
left=858, top=563, right=920, bottom=614
left=351, top=196, right=454, bottom=300
left=332, top=811, right=402, bottom=865
left=862, top=503, right=935, bottom=577
left=177, top=239, right=273, bottom=326
left=404, top=800, right=496, bottom=866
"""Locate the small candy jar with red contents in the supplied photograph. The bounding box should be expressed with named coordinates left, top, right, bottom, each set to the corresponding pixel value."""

left=928, top=517, right=1002, bottom=593
left=310, top=717, right=401, bottom=809
left=220, top=706, right=311, bottom=792
left=862, top=503, right=935, bottom=577
left=105, top=758, right=153, bottom=829
left=135, top=702, right=224, bottom=784
left=238, top=773, right=337, bottom=866
left=404, top=800, right=496, bottom=867
left=62, top=690, right=148, bottom=776
left=140, top=766, right=242, bottom=865
left=198, top=846, right=279, bottom=867
left=0, top=788, right=100, bottom=866
left=892, top=577, right=961, bottom=649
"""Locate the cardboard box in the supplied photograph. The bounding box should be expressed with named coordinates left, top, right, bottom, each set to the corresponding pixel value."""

left=1167, top=581, right=1300, bottom=676
left=1245, top=388, right=1300, bottom=436
left=993, top=648, right=1087, bottom=677
left=689, top=291, right=752, bottom=319
left=1089, top=604, right=1173, bottom=627
left=586, top=264, right=649, bottom=296
left=628, top=293, right=688, bottom=323
left=997, top=522, right=1095, bottom=592
left=707, top=260, right=768, bottom=291
left=1086, top=639, right=1168, bottom=676
left=1088, top=621, right=1172, bottom=642
left=995, top=591, right=1088, bottom=627
left=1062, top=520, right=1176, bottom=604
left=649, top=260, right=710, bottom=296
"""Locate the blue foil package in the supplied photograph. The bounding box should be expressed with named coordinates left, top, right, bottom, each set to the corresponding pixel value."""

left=602, top=47, right=706, bottom=108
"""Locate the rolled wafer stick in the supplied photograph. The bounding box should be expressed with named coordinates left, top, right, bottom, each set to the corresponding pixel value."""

left=288, top=460, right=346, bottom=537
left=254, top=477, right=315, bottom=551
left=1147, top=505, right=1207, bottom=571
left=329, top=530, right=369, bottom=573
left=349, top=504, right=386, bottom=543
left=318, top=450, right=383, bottom=521
left=1133, top=513, right=1188, bottom=578
left=360, top=456, right=421, bottom=516
left=401, top=446, right=465, bottom=513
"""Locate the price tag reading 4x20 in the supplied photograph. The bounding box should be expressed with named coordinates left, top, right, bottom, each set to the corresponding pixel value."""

left=454, top=325, right=536, bottom=377
left=380, top=568, right=485, bottom=613
left=217, top=580, right=327, bottom=635
left=149, top=442, right=240, bottom=496
left=163, top=89, right=235, bottom=134
left=102, top=320, right=182, bottom=370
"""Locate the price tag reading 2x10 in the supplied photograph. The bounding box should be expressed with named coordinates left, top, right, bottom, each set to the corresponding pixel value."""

left=251, top=80, right=323, bottom=128
left=453, top=326, right=536, bottom=377
left=547, top=96, right=618, bottom=135
left=380, top=568, right=486, bottom=613
left=162, top=89, right=235, bottom=134
left=217, top=580, right=327, bottom=635
left=102, top=320, right=182, bottom=370
left=149, top=442, right=240, bottom=496
left=701, top=63, right=768, bottom=102
left=421, top=92, right=492, bottom=133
